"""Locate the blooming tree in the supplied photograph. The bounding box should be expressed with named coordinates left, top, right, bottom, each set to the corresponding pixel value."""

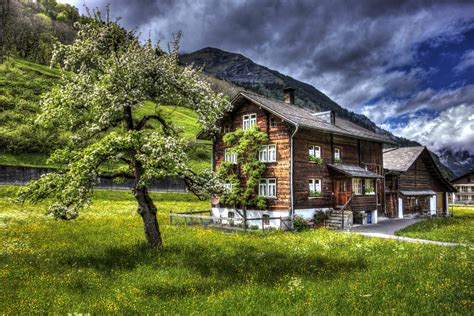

left=18, top=12, right=231, bottom=248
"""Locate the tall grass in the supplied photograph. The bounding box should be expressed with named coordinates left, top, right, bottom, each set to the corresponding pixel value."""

left=1, top=186, right=472, bottom=314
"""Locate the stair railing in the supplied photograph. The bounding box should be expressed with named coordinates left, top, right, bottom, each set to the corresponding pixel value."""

left=340, top=193, right=354, bottom=229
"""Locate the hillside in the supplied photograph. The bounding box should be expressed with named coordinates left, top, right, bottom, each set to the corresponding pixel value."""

left=180, top=47, right=458, bottom=179
left=0, top=58, right=212, bottom=173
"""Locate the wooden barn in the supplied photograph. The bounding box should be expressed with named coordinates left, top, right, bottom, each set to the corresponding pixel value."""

left=384, top=147, right=455, bottom=218
left=201, top=88, right=396, bottom=228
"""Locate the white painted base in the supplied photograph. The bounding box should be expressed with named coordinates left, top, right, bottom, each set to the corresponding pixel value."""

left=211, top=207, right=290, bottom=229
left=294, top=208, right=331, bottom=220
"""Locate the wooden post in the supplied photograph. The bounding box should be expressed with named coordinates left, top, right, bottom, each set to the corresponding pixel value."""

left=169, top=212, right=172, bottom=225
left=220, top=215, right=223, bottom=230
left=262, top=217, right=264, bottom=231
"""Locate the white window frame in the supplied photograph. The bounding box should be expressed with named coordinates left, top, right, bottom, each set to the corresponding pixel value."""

left=259, top=178, right=277, bottom=198
left=334, top=148, right=341, bottom=160
left=259, top=144, right=277, bottom=163
left=308, top=145, right=321, bottom=159
left=309, top=178, right=322, bottom=196
left=224, top=149, right=237, bottom=164
left=243, top=113, right=257, bottom=131
left=352, top=178, right=363, bottom=195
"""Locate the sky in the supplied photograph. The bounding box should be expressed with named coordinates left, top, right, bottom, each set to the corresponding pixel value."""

left=59, top=0, right=474, bottom=155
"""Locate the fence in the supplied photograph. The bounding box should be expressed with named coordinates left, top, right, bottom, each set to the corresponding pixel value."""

left=0, top=165, right=187, bottom=192
left=169, top=211, right=292, bottom=231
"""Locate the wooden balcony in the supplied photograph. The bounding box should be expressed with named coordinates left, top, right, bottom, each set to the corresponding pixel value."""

left=351, top=194, right=377, bottom=212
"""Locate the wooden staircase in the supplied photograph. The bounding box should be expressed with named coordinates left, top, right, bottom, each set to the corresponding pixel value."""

left=325, top=194, right=354, bottom=230
left=325, top=209, right=353, bottom=229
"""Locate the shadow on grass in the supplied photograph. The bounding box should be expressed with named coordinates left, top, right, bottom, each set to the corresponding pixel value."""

left=61, top=240, right=366, bottom=286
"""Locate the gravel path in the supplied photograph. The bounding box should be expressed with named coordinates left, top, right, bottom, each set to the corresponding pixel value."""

left=351, top=218, right=422, bottom=235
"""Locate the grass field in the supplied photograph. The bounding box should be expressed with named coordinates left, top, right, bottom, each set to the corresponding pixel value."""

left=0, top=58, right=212, bottom=173
left=396, top=207, right=474, bottom=244
left=1, top=186, right=472, bottom=314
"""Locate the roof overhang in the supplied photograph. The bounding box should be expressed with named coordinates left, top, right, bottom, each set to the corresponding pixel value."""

left=400, top=190, right=436, bottom=196
left=328, top=164, right=383, bottom=178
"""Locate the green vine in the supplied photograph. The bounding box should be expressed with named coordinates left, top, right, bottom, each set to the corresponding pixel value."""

left=218, top=126, right=268, bottom=209
left=308, top=155, right=323, bottom=165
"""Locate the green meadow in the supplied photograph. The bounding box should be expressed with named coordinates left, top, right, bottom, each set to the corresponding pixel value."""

left=1, top=186, right=472, bottom=314
left=396, top=206, right=474, bottom=244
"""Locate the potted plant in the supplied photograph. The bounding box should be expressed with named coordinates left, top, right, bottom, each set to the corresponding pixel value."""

left=309, top=190, right=323, bottom=198
left=364, top=186, right=375, bottom=195
left=308, top=155, right=323, bottom=165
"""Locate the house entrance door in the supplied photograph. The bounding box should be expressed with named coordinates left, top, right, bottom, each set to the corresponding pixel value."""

left=335, top=179, right=349, bottom=206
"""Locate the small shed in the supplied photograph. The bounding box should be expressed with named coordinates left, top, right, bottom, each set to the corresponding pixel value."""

left=384, top=146, right=455, bottom=217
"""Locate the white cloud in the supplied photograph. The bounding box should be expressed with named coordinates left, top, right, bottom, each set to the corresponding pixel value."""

left=362, top=84, right=474, bottom=125
left=387, top=104, right=474, bottom=153
left=454, top=49, right=474, bottom=73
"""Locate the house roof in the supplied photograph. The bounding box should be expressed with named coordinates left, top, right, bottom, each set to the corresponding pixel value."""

left=234, top=91, right=397, bottom=145
left=384, top=146, right=456, bottom=192
left=383, top=146, right=425, bottom=172
left=400, top=190, right=436, bottom=196
left=327, top=164, right=383, bottom=178
left=450, top=170, right=474, bottom=183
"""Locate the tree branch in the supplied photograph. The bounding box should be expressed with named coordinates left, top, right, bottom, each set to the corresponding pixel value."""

left=135, top=114, right=176, bottom=135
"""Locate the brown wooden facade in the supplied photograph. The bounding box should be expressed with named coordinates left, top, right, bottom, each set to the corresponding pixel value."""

left=384, top=148, right=455, bottom=217
left=211, top=92, right=389, bottom=217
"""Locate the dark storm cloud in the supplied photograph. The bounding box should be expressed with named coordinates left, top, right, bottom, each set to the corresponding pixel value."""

left=63, top=0, right=474, bottom=153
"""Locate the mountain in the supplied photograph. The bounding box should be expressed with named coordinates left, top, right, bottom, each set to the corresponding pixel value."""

left=439, top=149, right=474, bottom=177
left=181, top=47, right=412, bottom=143
left=181, top=47, right=460, bottom=178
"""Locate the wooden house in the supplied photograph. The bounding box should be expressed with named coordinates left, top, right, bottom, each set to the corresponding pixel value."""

left=201, top=88, right=396, bottom=228
left=384, top=147, right=455, bottom=218
left=450, top=171, right=474, bottom=204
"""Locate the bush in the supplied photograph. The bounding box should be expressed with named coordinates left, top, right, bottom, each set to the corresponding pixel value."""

left=293, top=215, right=309, bottom=232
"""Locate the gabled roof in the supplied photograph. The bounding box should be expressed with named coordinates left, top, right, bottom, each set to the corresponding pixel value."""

left=384, top=146, right=456, bottom=192
left=233, top=91, right=397, bottom=145
left=328, top=164, right=383, bottom=178
left=383, top=146, right=425, bottom=172
left=450, top=170, right=474, bottom=183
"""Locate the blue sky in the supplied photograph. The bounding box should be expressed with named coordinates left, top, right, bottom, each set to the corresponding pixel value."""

left=60, top=0, right=474, bottom=155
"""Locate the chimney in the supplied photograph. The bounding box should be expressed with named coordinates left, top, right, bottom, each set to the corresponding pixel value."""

left=283, top=86, right=295, bottom=104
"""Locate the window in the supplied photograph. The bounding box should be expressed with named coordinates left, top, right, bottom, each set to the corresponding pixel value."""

left=259, top=178, right=277, bottom=198
left=262, top=214, right=270, bottom=225
left=334, top=148, right=341, bottom=161
left=228, top=211, right=235, bottom=218
left=364, top=179, right=374, bottom=194
left=224, top=149, right=237, bottom=164
left=243, top=113, right=257, bottom=130
left=339, top=180, right=346, bottom=192
left=224, top=180, right=233, bottom=193
left=308, top=145, right=321, bottom=159
left=270, top=118, right=277, bottom=127
left=309, top=179, right=322, bottom=197
left=259, top=144, right=277, bottom=162
left=461, top=186, right=469, bottom=192
left=352, top=178, right=363, bottom=195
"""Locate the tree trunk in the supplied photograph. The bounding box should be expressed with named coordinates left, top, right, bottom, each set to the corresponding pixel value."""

left=135, top=186, right=162, bottom=248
